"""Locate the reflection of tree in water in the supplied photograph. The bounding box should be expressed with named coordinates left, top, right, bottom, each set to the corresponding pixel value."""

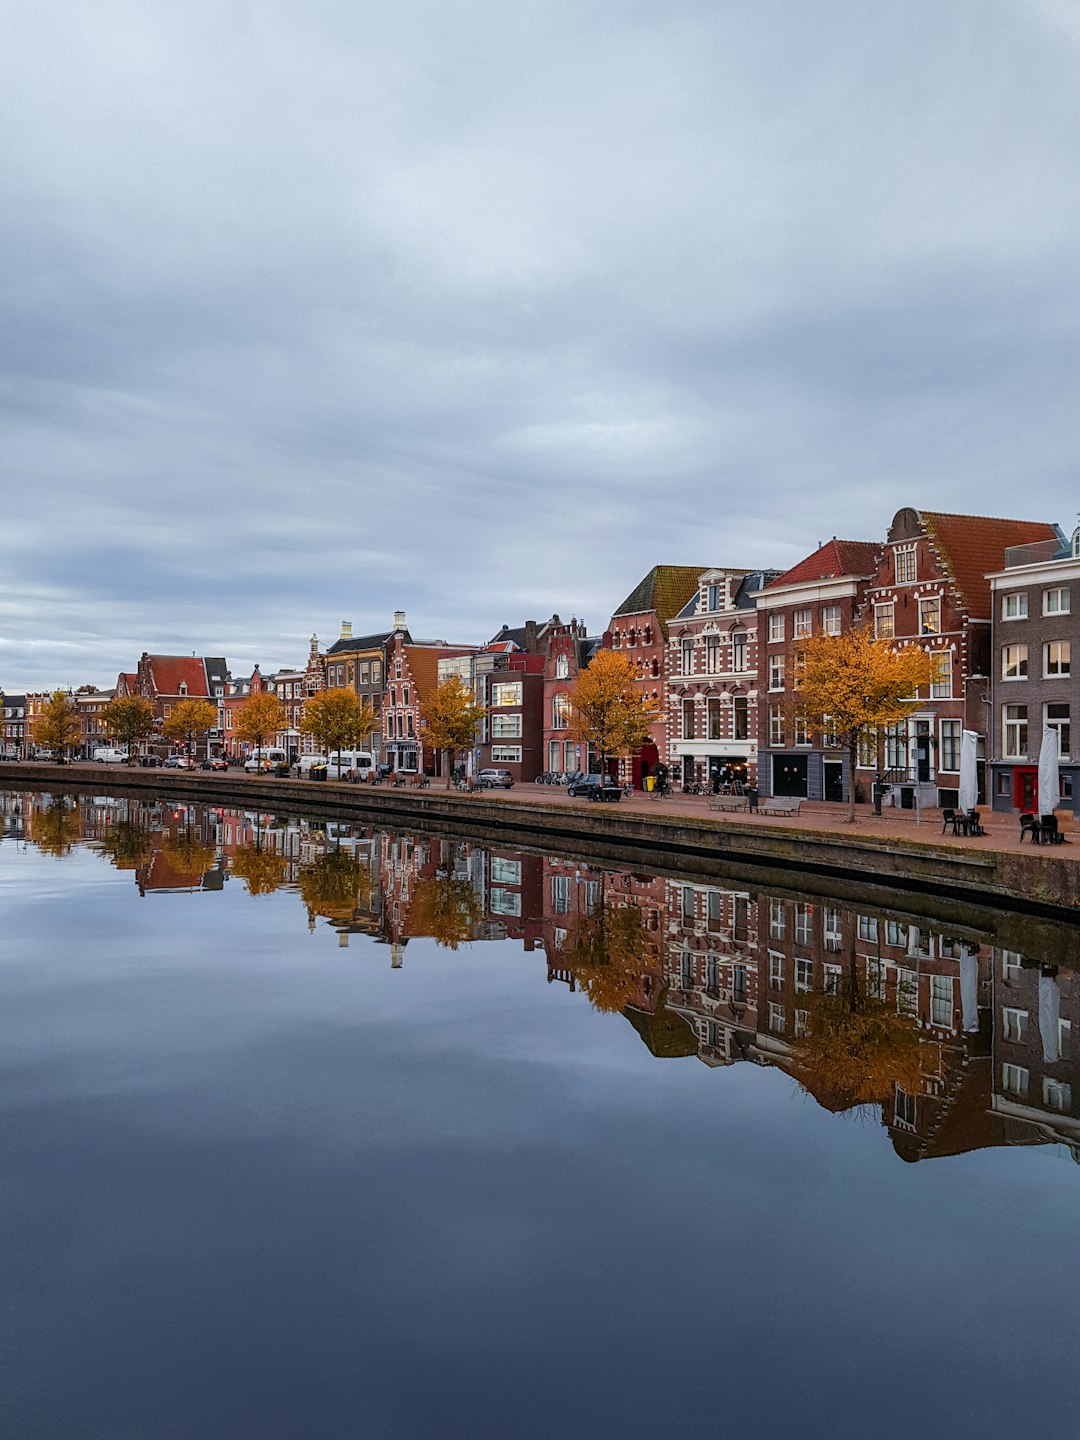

left=299, top=847, right=373, bottom=924
left=96, top=819, right=153, bottom=871
left=407, top=870, right=482, bottom=950
left=789, top=960, right=923, bottom=1113
left=162, top=831, right=216, bottom=885
left=230, top=843, right=287, bottom=896
left=27, top=800, right=83, bottom=857
left=564, top=878, right=654, bottom=1014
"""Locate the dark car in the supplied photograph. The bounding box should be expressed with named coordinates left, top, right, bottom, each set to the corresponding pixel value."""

left=567, top=774, right=621, bottom=802
left=138, top=755, right=163, bottom=768
left=201, top=757, right=229, bottom=771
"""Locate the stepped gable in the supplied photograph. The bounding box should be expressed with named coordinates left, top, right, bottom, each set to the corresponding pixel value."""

left=613, top=565, right=710, bottom=637
left=767, top=539, right=880, bottom=589
left=918, top=511, right=1058, bottom=617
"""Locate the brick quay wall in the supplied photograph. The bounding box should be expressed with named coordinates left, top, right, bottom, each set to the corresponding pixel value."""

left=6, top=764, right=1080, bottom=939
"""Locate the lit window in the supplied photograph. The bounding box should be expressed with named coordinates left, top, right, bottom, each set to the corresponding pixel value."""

left=918, top=597, right=941, bottom=635
left=1001, top=645, right=1028, bottom=680
left=930, top=652, right=953, bottom=699
left=874, top=603, right=895, bottom=639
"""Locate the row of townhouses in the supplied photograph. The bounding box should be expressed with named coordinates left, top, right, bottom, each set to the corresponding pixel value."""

left=8, top=788, right=1078, bottom=1166
left=4, top=507, right=1079, bottom=814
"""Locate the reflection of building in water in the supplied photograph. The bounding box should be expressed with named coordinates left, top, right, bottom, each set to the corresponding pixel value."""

left=662, top=879, right=761, bottom=1067
left=10, top=791, right=1080, bottom=1165
left=992, top=953, right=1078, bottom=1158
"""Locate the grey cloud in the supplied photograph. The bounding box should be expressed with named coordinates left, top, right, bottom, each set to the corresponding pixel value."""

left=2, top=0, right=1079, bottom=686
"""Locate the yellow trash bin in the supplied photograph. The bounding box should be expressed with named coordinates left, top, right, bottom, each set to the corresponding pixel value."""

left=645, top=775, right=655, bottom=792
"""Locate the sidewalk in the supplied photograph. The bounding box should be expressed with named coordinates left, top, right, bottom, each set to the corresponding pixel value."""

left=473, top=781, right=1079, bottom=859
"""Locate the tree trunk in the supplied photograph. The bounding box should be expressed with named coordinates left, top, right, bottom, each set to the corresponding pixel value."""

left=445, top=749, right=453, bottom=789
left=846, top=735, right=858, bottom=824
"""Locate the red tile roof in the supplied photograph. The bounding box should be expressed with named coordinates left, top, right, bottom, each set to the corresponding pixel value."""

left=768, top=539, right=880, bottom=589
left=920, top=511, right=1059, bottom=616
left=146, top=656, right=210, bottom=698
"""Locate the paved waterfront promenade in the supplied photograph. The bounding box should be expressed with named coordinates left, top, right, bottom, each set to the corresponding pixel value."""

left=20, top=761, right=1078, bottom=862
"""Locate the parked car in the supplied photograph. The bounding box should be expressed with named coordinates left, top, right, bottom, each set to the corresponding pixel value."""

left=201, top=757, right=229, bottom=771
left=567, top=774, right=621, bottom=802
left=164, top=755, right=194, bottom=770
left=92, top=747, right=129, bottom=764
left=138, top=754, right=163, bottom=768
left=478, top=768, right=514, bottom=789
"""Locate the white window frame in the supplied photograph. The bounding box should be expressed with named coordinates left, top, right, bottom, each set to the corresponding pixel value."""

left=1001, top=644, right=1028, bottom=681
left=821, top=604, right=842, bottom=636
left=1044, top=640, right=1071, bottom=678
left=874, top=603, right=895, bottom=639
left=768, top=614, right=785, bottom=644
left=1043, top=587, right=1071, bottom=616
left=894, top=546, right=917, bottom=584
left=1001, top=592, right=1028, bottom=621
left=491, top=745, right=521, bottom=763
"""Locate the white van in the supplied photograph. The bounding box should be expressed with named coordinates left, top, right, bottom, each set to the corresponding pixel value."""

left=92, top=747, right=129, bottom=764
left=244, top=748, right=288, bottom=773
left=326, top=750, right=376, bottom=781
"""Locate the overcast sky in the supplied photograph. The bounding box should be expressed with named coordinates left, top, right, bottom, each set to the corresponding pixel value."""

left=3, top=0, right=1079, bottom=688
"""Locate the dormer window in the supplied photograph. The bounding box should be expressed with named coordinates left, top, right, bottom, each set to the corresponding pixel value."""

left=707, top=583, right=723, bottom=612
left=1073, top=527, right=1080, bottom=559
left=178, top=682, right=188, bottom=697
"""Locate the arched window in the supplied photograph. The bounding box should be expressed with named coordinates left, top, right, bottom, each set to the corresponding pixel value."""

left=1073, top=527, right=1080, bottom=558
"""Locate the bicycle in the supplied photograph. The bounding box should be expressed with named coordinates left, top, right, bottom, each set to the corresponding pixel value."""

left=621, top=781, right=635, bottom=797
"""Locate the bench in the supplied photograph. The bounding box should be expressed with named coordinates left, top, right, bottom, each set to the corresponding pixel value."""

left=708, top=796, right=748, bottom=812
left=757, top=797, right=802, bottom=817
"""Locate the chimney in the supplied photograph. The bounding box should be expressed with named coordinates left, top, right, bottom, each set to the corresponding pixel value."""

left=393, top=611, right=406, bottom=631
left=524, top=620, right=538, bottom=651
left=340, top=621, right=352, bottom=641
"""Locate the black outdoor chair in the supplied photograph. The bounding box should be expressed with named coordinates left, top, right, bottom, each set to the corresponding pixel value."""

left=941, top=808, right=963, bottom=836
left=966, top=809, right=986, bottom=838
left=1040, top=814, right=1065, bottom=845
left=1019, top=813, right=1039, bottom=844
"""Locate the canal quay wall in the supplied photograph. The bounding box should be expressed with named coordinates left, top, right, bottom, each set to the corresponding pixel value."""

left=7, top=763, right=1080, bottom=928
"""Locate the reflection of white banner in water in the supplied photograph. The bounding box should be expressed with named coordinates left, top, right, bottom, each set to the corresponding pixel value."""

left=960, top=951, right=980, bottom=1033
left=1039, top=973, right=1061, bottom=1065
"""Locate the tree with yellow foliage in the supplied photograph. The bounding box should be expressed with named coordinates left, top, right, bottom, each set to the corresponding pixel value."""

left=419, top=676, right=487, bottom=787
left=794, top=629, right=934, bottom=822
left=230, top=843, right=288, bottom=896
left=562, top=875, right=655, bottom=1013
left=164, top=697, right=220, bottom=759
left=301, top=688, right=378, bottom=780
left=234, top=691, right=287, bottom=769
left=788, top=960, right=925, bottom=1114
left=100, top=695, right=154, bottom=759
left=407, top=868, right=482, bottom=949
left=298, top=847, right=374, bottom=924
left=32, top=691, right=82, bottom=760
left=568, top=649, right=656, bottom=778
left=27, top=798, right=83, bottom=856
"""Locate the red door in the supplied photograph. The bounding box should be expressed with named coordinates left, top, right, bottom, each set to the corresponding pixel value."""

left=1013, top=767, right=1038, bottom=812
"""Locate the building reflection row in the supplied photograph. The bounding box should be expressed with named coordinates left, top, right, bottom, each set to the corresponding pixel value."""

left=4, top=790, right=1077, bottom=1168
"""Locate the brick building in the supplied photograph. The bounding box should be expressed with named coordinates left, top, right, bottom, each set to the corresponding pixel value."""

left=988, top=526, right=1079, bottom=815
left=754, top=539, right=879, bottom=802
left=322, top=614, right=410, bottom=765
left=383, top=631, right=476, bottom=777
left=538, top=617, right=601, bottom=777
left=130, top=653, right=229, bottom=759
left=609, top=565, right=708, bottom=785
left=667, top=567, right=779, bottom=791
left=862, top=509, right=1057, bottom=809
left=1, top=692, right=26, bottom=757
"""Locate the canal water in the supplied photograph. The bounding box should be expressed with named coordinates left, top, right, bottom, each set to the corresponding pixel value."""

left=1, top=790, right=1077, bottom=1440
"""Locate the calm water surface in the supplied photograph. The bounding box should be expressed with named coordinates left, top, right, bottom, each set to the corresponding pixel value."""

left=1, top=790, right=1078, bottom=1440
